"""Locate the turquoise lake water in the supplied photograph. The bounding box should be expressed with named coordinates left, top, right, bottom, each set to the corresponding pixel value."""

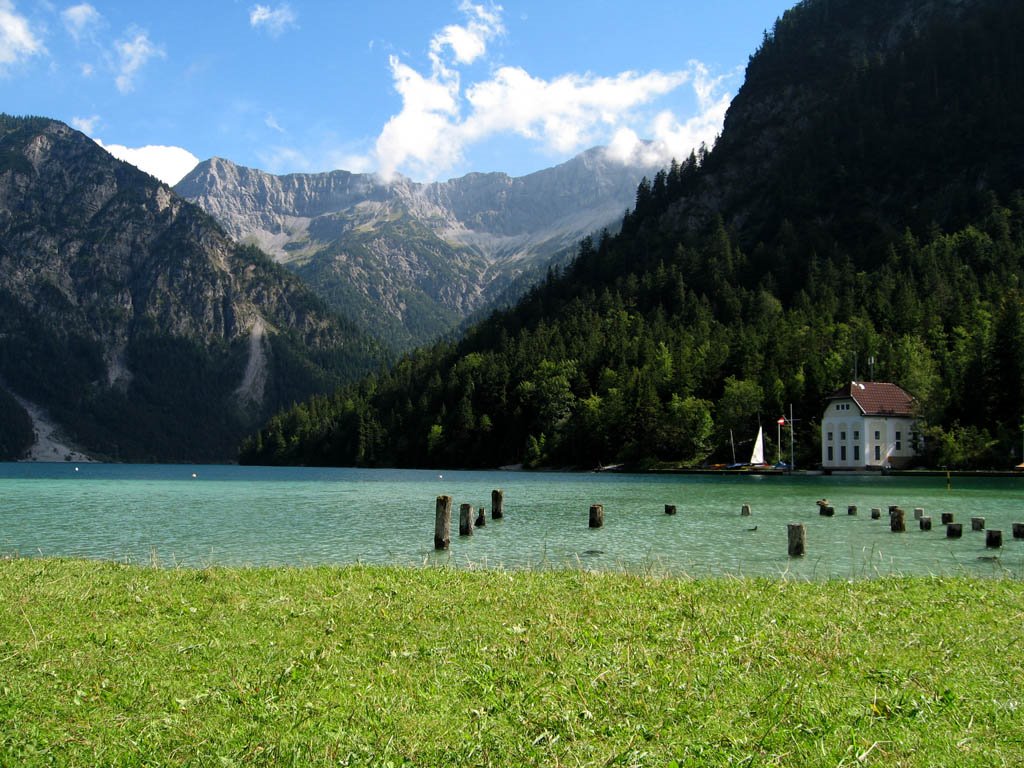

left=1, top=463, right=1022, bottom=578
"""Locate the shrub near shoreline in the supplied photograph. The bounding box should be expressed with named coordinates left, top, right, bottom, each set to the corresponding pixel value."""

left=0, top=559, right=1021, bottom=766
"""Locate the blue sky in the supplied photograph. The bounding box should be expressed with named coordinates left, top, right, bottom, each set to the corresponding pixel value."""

left=1, top=1, right=794, bottom=184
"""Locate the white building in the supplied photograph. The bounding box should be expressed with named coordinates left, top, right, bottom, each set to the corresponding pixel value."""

left=821, top=381, right=917, bottom=470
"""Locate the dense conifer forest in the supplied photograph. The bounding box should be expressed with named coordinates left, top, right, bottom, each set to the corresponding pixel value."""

left=240, top=0, right=1024, bottom=471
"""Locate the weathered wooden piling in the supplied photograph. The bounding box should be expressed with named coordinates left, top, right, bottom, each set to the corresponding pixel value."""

left=741, top=504, right=752, bottom=517
left=459, top=503, right=474, bottom=536
left=971, top=516, right=986, bottom=531
left=987, top=529, right=1003, bottom=549
left=848, top=505, right=858, bottom=516
left=947, top=522, right=963, bottom=538
left=434, top=495, right=452, bottom=549
left=871, top=508, right=881, bottom=520
left=820, top=505, right=835, bottom=517
left=788, top=523, right=806, bottom=557
left=1013, top=522, right=1024, bottom=539
left=941, top=512, right=954, bottom=525
left=890, top=507, right=906, bottom=532
left=914, top=508, right=924, bottom=520
left=664, top=504, right=677, bottom=515
left=589, top=504, right=604, bottom=528
left=491, top=489, right=504, bottom=519
left=919, top=515, right=932, bottom=531
left=475, top=507, right=486, bottom=527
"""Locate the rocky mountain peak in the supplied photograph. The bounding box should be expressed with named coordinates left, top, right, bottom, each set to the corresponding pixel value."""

left=0, top=114, right=380, bottom=461
left=176, top=146, right=663, bottom=348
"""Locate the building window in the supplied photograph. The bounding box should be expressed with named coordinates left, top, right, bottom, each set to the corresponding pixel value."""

left=828, top=447, right=834, bottom=462
left=854, top=430, right=860, bottom=441
left=874, top=430, right=880, bottom=441
left=840, top=431, right=846, bottom=441
left=840, top=446, right=847, bottom=461
left=854, top=445, right=860, bottom=461
left=875, top=445, right=881, bottom=461
left=828, top=432, right=833, bottom=442
left=896, top=431, right=902, bottom=451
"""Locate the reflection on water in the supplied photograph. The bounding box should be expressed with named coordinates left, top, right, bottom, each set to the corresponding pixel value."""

left=1, top=463, right=1022, bottom=579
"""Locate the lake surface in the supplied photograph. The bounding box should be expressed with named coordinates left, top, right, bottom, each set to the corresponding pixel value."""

left=1, top=463, right=1022, bottom=579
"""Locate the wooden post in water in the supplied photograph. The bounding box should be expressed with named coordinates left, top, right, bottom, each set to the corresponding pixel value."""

left=459, top=503, right=473, bottom=536
left=971, top=516, right=986, bottom=531
left=665, top=504, right=677, bottom=515
left=871, top=508, right=881, bottom=520
left=475, top=507, right=486, bottom=527
left=920, top=515, right=932, bottom=531
left=890, top=507, right=906, bottom=532
left=986, top=529, right=1003, bottom=549
left=491, top=489, right=504, bottom=520
left=848, top=505, right=858, bottom=516
left=947, top=522, right=963, bottom=539
left=589, top=504, right=604, bottom=528
left=914, top=508, right=924, bottom=521
left=741, top=504, right=752, bottom=517
left=788, top=523, right=806, bottom=557
left=941, top=512, right=954, bottom=525
left=1013, top=523, right=1024, bottom=539
left=820, top=505, right=835, bottom=517
left=434, top=495, right=452, bottom=549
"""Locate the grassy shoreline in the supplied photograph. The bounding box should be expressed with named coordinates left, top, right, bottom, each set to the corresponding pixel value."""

left=1, top=558, right=1022, bottom=766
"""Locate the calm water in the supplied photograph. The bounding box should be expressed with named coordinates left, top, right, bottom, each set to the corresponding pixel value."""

left=1, top=463, right=1022, bottom=579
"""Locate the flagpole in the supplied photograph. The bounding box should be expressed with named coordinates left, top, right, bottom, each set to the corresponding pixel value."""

left=777, top=417, right=782, bottom=465
left=789, top=404, right=795, bottom=471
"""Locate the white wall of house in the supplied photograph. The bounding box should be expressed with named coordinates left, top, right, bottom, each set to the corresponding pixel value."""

left=820, top=398, right=917, bottom=469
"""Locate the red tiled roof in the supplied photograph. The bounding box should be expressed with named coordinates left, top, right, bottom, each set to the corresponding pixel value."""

left=826, top=381, right=915, bottom=417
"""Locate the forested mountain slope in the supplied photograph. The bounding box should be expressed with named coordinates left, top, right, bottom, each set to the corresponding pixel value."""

left=0, top=116, right=382, bottom=462
left=241, top=0, right=1024, bottom=471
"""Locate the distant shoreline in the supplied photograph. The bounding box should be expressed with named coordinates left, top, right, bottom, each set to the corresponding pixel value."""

left=634, top=466, right=1024, bottom=479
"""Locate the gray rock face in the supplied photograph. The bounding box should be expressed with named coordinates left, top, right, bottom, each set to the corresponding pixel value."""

left=176, top=148, right=660, bottom=347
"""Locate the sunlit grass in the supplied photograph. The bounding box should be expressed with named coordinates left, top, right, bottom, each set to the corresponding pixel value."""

left=1, top=558, right=1021, bottom=766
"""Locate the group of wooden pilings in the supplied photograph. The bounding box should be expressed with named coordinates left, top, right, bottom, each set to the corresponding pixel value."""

left=787, top=499, right=1024, bottom=557
left=434, top=489, right=504, bottom=549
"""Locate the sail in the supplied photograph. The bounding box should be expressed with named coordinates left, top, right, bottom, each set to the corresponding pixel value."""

left=749, top=427, right=765, bottom=465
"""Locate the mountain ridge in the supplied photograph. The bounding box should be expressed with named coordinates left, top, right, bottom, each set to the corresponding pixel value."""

left=175, top=147, right=662, bottom=348
left=0, top=114, right=382, bottom=462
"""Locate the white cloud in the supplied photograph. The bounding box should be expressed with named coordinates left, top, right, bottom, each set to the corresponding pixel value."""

left=249, top=4, right=296, bottom=37
left=62, top=3, right=101, bottom=43
left=430, top=1, right=503, bottom=65
left=603, top=62, right=736, bottom=167
left=71, top=114, right=100, bottom=134
left=374, top=54, right=462, bottom=179
left=0, top=0, right=44, bottom=72
left=363, top=4, right=733, bottom=181
left=95, top=138, right=199, bottom=186
left=264, top=113, right=285, bottom=134
left=114, top=29, right=164, bottom=93
left=462, top=66, right=690, bottom=151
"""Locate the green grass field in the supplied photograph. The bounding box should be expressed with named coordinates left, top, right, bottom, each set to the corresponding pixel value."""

left=1, top=558, right=1021, bottom=766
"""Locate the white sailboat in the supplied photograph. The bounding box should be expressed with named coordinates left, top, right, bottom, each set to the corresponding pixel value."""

left=749, top=426, right=766, bottom=466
